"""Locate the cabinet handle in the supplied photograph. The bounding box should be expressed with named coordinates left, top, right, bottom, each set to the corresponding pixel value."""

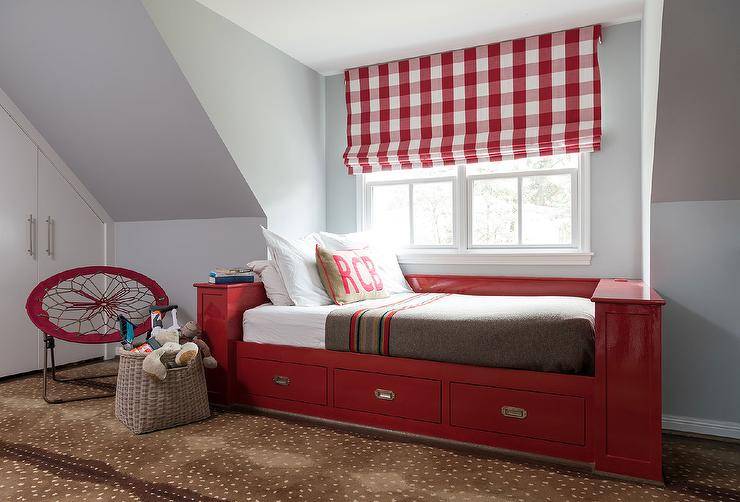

left=45, top=216, right=53, bottom=257
left=272, top=375, right=290, bottom=386
left=374, top=388, right=395, bottom=401
left=27, top=214, right=34, bottom=256
left=501, top=406, right=527, bottom=419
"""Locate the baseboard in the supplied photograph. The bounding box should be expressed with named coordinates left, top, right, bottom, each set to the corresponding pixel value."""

left=663, top=414, right=740, bottom=440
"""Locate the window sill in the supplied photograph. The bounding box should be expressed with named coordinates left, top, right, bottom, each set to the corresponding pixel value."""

left=396, top=250, right=593, bottom=266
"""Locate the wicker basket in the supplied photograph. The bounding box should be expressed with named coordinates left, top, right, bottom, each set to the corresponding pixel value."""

left=115, top=350, right=210, bottom=434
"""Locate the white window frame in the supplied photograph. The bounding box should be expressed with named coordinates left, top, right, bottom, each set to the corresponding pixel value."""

left=357, top=153, right=592, bottom=266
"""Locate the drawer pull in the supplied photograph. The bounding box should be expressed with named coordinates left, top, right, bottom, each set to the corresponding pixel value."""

left=374, top=388, right=395, bottom=401
left=272, top=375, right=290, bottom=386
left=501, top=406, right=527, bottom=419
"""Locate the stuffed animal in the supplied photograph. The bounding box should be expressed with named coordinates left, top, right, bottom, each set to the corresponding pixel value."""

left=141, top=326, right=201, bottom=381
left=175, top=342, right=199, bottom=366
left=179, top=321, right=217, bottom=369
left=142, top=342, right=188, bottom=381
left=150, top=326, right=180, bottom=345
left=139, top=322, right=218, bottom=381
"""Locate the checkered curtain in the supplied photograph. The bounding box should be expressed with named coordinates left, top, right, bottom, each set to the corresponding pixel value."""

left=343, top=25, right=602, bottom=174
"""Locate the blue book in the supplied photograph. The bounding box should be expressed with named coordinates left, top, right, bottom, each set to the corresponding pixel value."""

left=209, top=271, right=255, bottom=277
left=208, top=275, right=256, bottom=284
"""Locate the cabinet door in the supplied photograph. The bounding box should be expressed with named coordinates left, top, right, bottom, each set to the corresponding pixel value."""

left=0, top=107, right=39, bottom=377
left=38, top=153, right=106, bottom=365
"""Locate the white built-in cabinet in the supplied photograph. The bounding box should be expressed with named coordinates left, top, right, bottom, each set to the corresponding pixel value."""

left=0, top=104, right=105, bottom=377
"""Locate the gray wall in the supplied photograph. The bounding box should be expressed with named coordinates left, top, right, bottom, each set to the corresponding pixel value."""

left=652, top=202, right=740, bottom=425
left=651, top=0, right=740, bottom=203
left=143, top=0, right=326, bottom=239
left=0, top=0, right=263, bottom=222
left=115, top=217, right=267, bottom=322
left=651, top=0, right=740, bottom=430
left=325, top=22, right=643, bottom=279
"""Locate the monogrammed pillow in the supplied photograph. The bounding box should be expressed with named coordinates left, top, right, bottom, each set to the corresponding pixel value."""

left=315, top=245, right=390, bottom=305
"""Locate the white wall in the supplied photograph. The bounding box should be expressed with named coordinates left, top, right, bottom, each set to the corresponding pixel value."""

left=640, top=0, right=664, bottom=285
left=143, top=0, right=326, bottom=239
left=325, top=22, right=644, bottom=279
left=115, top=217, right=267, bottom=323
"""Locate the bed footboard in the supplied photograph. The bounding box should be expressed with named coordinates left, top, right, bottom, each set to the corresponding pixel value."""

left=195, top=282, right=267, bottom=404
left=591, top=279, right=665, bottom=481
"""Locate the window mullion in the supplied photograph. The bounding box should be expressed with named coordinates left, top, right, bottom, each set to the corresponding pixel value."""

left=517, top=176, right=523, bottom=245
left=571, top=170, right=578, bottom=248
left=408, top=183, right=414, bottom=246
left=457, top=165, right=466, bottom=252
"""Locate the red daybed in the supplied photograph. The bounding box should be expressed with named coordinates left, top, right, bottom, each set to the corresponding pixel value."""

left=194, top=275, right=664, bottom=483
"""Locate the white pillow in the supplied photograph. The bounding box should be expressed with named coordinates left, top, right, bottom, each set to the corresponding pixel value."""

left=247, top=260, right=293, bottom=306
left=318, top=231, right=412, bottom=294
left=261, top=227, right=332, bottom=306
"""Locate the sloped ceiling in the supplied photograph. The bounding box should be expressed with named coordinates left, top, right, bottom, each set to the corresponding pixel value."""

left=0, top=0, right=263, bottom=221
left=142, top=0, right=326, bottom=238
left=651, top=0, right=740, bottom=202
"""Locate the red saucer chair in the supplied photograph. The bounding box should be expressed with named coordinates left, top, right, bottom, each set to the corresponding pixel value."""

left=26, top=266, right=168, bottom=404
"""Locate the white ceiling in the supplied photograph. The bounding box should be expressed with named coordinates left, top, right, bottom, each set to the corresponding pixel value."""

left=194, top=0, right=643, bottom=75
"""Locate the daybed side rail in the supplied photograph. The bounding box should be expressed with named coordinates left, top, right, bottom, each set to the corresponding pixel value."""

left=591, top=279, right=665, bottom=483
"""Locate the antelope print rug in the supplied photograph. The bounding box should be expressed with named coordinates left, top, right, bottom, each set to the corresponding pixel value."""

left=0, top=361, right=737, bottom=501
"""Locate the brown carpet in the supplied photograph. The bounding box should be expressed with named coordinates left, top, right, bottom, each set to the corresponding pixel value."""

left=0, top=361, right=737, bottom=502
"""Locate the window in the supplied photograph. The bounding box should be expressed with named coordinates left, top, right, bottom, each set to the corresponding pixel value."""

left=358, top=153, right=591, bottom=265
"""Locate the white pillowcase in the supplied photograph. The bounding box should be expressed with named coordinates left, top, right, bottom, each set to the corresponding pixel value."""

left=261, top=227, right=333, bottom=307
left=318, top=231, right=412, bottom=294
left=247, top=260, right=293, bottom=306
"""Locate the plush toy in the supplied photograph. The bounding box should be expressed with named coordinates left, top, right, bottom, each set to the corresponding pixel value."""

left=139, top=321, right=218, bottom=381
left=179, top=321, right=217, bottom=369
left=150, top=326, right=180, bottom=345
left=142, top=342, right=185, bottom=381
left=175, top=342, right=199, bottom=366
left=141, top=326, right=201, bottom=381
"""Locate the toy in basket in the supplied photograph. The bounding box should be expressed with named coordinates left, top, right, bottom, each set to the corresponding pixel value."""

left=115, top=305, right=215, bottom=433
left=118, top=305, right=217, bottom=381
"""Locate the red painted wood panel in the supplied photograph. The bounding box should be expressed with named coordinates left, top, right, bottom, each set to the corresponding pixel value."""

left=240, top=393, right=594, bottom=463
left=234, top=342, right=594, bottom=463
left=334, top=369, right=441, bottom=423
left=591, top=279, right=666, bottom=305
left=594, top=302, right=663, bottom=482
left=237, top=341, right=595, bottom=397
left=605, top=312, right=652, bottom=460
left=406, top=274, right=599, bottom=298
left=237, top=358, right=327, bottom=406
left=197, top=289, right=228, bottom=404
left=450, top=383, right=585, bottom=446
left=195, top=282, right=268, bottom=404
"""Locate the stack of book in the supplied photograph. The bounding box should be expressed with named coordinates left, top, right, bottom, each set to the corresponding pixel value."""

left=208, top=267, right=260, bottom=284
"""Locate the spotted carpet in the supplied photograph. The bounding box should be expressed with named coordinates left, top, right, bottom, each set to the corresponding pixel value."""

left=0, top=361, right=737, bottom=501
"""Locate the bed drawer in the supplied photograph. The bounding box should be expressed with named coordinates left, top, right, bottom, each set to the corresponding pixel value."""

left=334, top=369, right=441, bottom=423
left=450, top=383, right=585, bottom=445
left=239, top=358, right=327, bottom=405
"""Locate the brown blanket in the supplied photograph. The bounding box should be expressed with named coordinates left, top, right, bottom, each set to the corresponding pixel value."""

left=325, top=293, right=595, bottom=375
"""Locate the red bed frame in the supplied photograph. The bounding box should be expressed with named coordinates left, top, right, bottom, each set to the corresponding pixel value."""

left=194, top=275, right=664, bottom=483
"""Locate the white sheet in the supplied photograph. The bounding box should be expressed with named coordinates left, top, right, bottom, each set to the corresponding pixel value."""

left=242, top=294, right=414, bottom=348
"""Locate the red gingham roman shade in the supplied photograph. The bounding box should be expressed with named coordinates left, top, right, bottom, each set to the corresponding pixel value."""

left=343, top=25, right=602, bottom=174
